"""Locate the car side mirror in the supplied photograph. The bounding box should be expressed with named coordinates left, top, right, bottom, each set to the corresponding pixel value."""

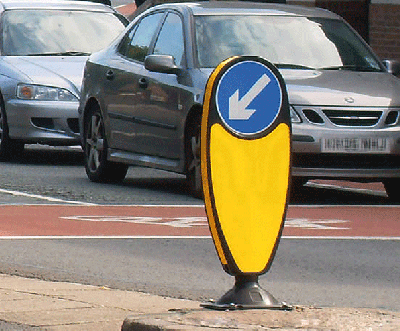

left=382, top=59, right=400, bottom=76
left=144, top=54, right=181, bottom=75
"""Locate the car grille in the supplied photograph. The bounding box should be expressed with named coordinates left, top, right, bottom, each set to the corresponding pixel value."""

left=297, top=107, right=400, bottom=127
left=322, top=109, right=382, bottom=126
left=293, top=153, right=400, bottom=169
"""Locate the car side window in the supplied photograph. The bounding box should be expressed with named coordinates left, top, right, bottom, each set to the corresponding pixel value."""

left=122, top=12, right=164, bottom=62
left=153, top=12, right=184, bottom=66
left=118, top=25, right=137, bottom=56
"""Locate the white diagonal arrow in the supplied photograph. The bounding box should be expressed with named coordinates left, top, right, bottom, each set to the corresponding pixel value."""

left=229, top=74, right=271, bottom=120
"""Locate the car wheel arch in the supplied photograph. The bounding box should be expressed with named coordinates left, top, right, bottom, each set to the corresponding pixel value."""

left=184, top=106, right=202, bottom=162
left=0, top=91, right=8, bottom=137
left=184, top=105, right=203, bottom=198
left=83, top=98, right=107, bottom=139
left=0, top=91, right=24, bottom=157
left=0, top=91, right=7, bottom=116
left=83, top=98, right=101, bottom=125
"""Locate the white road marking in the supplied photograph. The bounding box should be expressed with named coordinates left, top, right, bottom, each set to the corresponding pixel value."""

left=285, top=218, right=350, bottom=230
left=60, top=215, right=351, bottom=231
left=60, top=216, right=207, bottom=228
left=0, top=188, right=96, bottom=205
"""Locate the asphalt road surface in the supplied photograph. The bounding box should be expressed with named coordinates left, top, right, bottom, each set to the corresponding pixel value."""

left=0, top=146, right=399, bottom=316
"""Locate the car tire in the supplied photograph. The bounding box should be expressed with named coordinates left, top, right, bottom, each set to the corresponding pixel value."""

left=83, top=106, right=128, bottom=183
left=185, top=113, right=203, bottom=198
left=383, top=179, right=400, bottom=202
left=0, top=100, right=24, bottom=159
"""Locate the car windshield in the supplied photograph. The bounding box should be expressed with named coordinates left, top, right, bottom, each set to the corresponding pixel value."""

left=1, top=10, right=126, bottom=56
left=194, top=15, right=382, bottom=72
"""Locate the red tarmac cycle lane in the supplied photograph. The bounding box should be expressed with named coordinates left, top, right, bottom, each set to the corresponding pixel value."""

left=0, top=204, right=399, bottom=238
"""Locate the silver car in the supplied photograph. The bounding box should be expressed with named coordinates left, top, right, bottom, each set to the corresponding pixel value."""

left=79, top=1, right=400, bottom=200
left=0, top=0, right=127, bottom=158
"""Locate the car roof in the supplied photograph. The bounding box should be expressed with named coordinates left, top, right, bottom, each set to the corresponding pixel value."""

left=150, top=1, right=340, bottom=19
left=0, top=0, right=115, bottom=13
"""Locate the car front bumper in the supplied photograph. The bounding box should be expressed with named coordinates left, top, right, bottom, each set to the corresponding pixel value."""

left=5, top=99, right=80, bottom=145
left=291, top=124, right=400, bottom=181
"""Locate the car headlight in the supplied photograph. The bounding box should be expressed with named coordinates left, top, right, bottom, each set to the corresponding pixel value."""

left=17, top=84, right=77, bottom=101
left=290, top=106, right=302, bottom=123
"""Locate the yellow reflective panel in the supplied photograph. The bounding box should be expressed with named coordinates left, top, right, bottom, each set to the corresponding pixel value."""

left=201, top=58, right=237, bottom=267
left=209, top=123, right=290, bottom=273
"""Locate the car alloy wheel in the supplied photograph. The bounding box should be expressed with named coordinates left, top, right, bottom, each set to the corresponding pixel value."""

left=84, top=106, right=128, bottom=182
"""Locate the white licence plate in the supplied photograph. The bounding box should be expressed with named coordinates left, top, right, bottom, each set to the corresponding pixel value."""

left=321, top=138, right=390, bottom=153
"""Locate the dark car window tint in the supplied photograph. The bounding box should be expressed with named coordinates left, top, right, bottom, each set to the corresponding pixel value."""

left=125, top=12, right=164, bottom=62
left=153, top=12, right=184, bottom=66
left=1, top=10, right=126, bottom=56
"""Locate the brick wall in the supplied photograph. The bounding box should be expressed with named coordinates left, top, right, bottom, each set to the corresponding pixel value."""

left=369, top=3, right=400, bottom=62
left=315, top=0, right=369, bottom=41
left=290, top=0, right=400, bottom=62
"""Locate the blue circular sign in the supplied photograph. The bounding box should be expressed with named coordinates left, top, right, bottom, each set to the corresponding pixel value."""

left=216, top=61, right=282, bottom=136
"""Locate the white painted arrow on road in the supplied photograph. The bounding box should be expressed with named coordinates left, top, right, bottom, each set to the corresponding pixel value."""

left=229, top=74, right=270, bottom=120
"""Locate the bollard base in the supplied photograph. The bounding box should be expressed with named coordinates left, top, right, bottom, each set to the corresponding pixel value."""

left=201, top=275, right=291, bottom=311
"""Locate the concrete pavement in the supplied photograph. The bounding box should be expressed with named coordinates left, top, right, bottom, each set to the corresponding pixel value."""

left=1, top=274, right=400, bottom=330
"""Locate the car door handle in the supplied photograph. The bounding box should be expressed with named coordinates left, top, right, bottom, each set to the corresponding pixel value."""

left=106, top=70, right=114, bottom=81
left=138, top=77, right=148, bottom=89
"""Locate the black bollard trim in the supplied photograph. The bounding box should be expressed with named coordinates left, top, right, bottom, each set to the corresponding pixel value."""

left=201, top=275, right=292, bottom=311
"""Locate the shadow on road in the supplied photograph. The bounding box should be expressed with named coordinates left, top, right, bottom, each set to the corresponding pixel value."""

left=123, top=176, right=192, bottom=197
left=0, top=145, right=84, bottom=166
left=1, top=144, right=396, bottom=205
